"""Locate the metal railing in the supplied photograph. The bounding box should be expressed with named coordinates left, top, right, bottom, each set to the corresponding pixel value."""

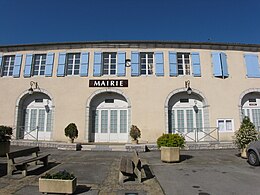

left=170, top=127, right=219, bottom=142
left=17, top=126, right=39, bottom=141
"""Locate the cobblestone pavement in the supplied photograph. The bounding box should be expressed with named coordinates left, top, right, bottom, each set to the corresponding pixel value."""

left=0, top=146, right=164, bottom=195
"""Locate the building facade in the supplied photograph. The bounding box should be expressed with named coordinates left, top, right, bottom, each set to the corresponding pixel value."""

left=0, top=41, right=260, bottom=143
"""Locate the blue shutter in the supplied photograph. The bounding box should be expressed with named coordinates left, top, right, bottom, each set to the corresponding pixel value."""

left=131, top=52, right=139, bottom=76
left=169, top=52, right=177, bottom=76
left=212, top=52, right=222, bottom=77
left=93, top=52, right=102, bottom=77
left=220, top=52, right=228, bottom=77
left=45, top=53, right=54, bottom=77
left=13, top=54, right=23, bottom=78
left=57, top=52, right=66, bottom=77
left=244, top=54, right=260, bottom=78
left=24, top=54, right=33, bottom=77
left=80, top=52, right=89, bottom=77
left=117, top=52, right=126, bottom=76
left=0, top=55, right=2, bottom=76
left=155, top=52, right=164, bottom=76
left=191, top=52, right=201, bottom=77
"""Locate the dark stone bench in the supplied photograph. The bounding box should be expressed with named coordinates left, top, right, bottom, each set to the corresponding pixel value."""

left=6, top=146, right=50, bottom=176
left=119, top=150, right=142, bottom=183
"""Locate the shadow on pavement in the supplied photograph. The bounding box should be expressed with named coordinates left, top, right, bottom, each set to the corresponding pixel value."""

left=180, top=154, right=193, bottom=162
left=0, top=163, right=7, bottom=177
left=74, top=185, right=92, bottom=194
left=142, top=164, right=154, bottom=182
left=27, top=162, right=60, bottom=176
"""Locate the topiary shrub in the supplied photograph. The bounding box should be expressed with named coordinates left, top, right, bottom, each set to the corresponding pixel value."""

left=64, top=123, right=78, bottom=143
left=235, top=116, right=258, bottom=149
left=157, top=133, right=185, bottom=148
left=41, top=170, right=75, bottom=180
left=0, top=125, right=13, bottom=142
left=130, top=125, right=141, bottom=141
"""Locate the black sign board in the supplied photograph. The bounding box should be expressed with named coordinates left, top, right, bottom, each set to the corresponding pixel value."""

left=89, top=79, right=128, bottom=87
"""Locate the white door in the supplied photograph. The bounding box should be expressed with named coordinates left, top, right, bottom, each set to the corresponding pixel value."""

left=169, top=108, right=203, bottom=141
left=23, top=108, right=52, bottom=141
left=92, top=109, right=128, bottom=142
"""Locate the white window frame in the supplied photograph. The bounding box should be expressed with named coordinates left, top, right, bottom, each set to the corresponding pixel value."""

left=140, top=52, right=154, bottom=75
left=177, top=52, right=192, bottom=76
left=217, top=119, right=234, bottom=132
left=66, top=53, right=80, bottom=76
left=102, top=52, right=117, bottom=75
left=2, top=55, right=15, bottom=77
left=33, top=54, right=46, bottom=76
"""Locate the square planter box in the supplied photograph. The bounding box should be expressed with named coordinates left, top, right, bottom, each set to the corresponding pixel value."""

left=160, top=146, right=180, bottom=162
left=39, top=177, right=77, bottom=194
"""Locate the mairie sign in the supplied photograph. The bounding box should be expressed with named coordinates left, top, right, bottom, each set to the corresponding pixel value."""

left=89, top=79, right=128, bottom=87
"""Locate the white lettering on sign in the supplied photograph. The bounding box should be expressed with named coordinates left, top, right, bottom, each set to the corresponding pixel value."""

left=89, top=80, right=128, bottom=87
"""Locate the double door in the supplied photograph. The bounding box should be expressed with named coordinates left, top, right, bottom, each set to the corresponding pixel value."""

left=92, top=109, right=128, bottom=142
left=23, top=108, right=52, bottom=141
left=169, top=108, right=204, bottom=141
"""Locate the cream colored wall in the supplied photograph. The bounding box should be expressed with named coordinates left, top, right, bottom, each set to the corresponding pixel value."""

left=0, top=47, right=259, bottom=143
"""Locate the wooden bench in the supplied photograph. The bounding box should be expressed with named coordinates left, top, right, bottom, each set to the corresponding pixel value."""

left=6, top=146, right=50, bottom=176
left=119, top=150, right=142, bottom=183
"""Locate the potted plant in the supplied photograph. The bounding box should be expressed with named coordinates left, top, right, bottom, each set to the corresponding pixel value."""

left=39, top=170, right=77, bottom=194
left=64, top=123, right=78, bottom=143
left=130, top=125, right=141, bottom=144
left=157, top=133, right=185, bottom=163
left=0, top=125, right=13, bottom=156
left=234, top=116, right=258, bottom=158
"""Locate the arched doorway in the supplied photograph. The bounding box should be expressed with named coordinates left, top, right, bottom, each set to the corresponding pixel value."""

left=16, top=91, right=54, bottom=141
left=240, top=90, right=260, bottom=131
left=88, top=90, right=130, bottom=143
left=165, top=88, right=209, bottom=142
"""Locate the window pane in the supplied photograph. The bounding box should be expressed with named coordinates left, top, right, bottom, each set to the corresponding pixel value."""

left=110, top=110, right=117, bottom=133
left=218, top=120, right=225, bottom=131
left=226, top=120, right=232, bottom=131
left=101, top=110, right=108, bottom=133
left=46, top=110, right=52, bottom=132
left=92, top=110, right=99, bottom=133
left=177, top=110, right=184, bottom=132
left=120, top=110, right=127, bottom=133
left=38, top=109, right=45, bottom=131
left=186, top=110, right=194, bottom=132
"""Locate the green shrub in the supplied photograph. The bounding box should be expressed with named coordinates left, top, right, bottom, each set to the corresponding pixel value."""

left=130, top=125, right=141, bottom=140
left=64, top=123, right=78, bottom=140
left=235, top=116, right=258, bottom=149
left=41, top=170, right=75, bottom=180
left=157, top=133, right=185, bottom=148
left=0, top=125, right=13, bottom=142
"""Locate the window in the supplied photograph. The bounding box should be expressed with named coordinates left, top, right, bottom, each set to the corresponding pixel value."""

left=177, top=53, right=191, bottom=75
left=212, top=52, right=228, bottom=78
left=244, top=54, right=260, bottom=78
left=217, top=119, right=233, bottom=132
left=66, top=53, right=80, bottom=75
left=103, top=52, right=116, bottom=75
left=2, top=55, right=15, bottom=76
left=33, top=54, right=46, bottom=76
left=140, top=52, right=153, bottom=75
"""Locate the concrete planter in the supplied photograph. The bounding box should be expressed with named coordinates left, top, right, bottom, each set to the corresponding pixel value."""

left=0, top=141, right=10, bottom=156
left=39, top=177, right=77, bottom=194
left=161, top=146, right=180, bottom=162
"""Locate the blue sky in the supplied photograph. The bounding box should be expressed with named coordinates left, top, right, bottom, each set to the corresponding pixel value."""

left=0, top=0, right=260, bottom=45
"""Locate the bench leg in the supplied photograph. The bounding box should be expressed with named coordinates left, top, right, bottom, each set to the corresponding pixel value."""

left=7, top=164, right=13, bottom=176
left=22, top=164, right=28, bottom=176
left=119, top=171, right=125, bottom=184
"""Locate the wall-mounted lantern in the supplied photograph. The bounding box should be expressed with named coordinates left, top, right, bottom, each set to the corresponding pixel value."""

left=28, top=81, right=39, bottom=95
left=185, top=80, right=192, bottom=95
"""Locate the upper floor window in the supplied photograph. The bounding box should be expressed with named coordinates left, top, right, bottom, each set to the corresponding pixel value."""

left=211, top=52, right=228, bottom=78
left=169, top=52, right=201, bottom=77
left=66, top=53, right=80, bottom=75
left=103, top=52, right=116, bottom=75
left=140, top=52, right=153, bottom=75
left=244, top=54, right=260, bottom=78
left=33, top=54, right=46, bottom=76
left=177, top=52, right=191, bottom=75
left=2, top=55, right=15, bottom=76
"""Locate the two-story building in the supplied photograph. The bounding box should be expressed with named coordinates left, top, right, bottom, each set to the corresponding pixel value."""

left=0, top=41, right=259, bottom=143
